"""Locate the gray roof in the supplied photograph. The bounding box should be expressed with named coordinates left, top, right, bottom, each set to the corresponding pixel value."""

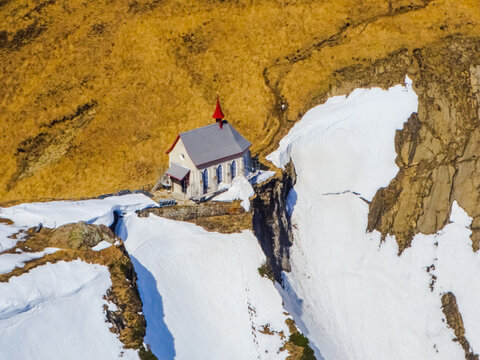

left=180, top=121, right=251, bottom=167
left=166, top=162, right=190, bottom=180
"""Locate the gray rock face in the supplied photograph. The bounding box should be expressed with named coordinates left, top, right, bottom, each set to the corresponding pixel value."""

left=251, top=162, right=296, bottom=283
left=50, top=221, right=115, bottom=250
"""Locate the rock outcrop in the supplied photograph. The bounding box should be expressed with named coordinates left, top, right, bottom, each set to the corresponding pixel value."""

left=441, top=292, right=479, bottom=360
left=251, top=162, right=296, bottom=283
left=137, top=200, right=244, bottom=221
left=49, top=221, right=114, bottom=250
left=367, top=38, right=480, bottom=252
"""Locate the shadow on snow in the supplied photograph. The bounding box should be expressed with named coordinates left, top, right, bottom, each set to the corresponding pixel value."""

left=131, top=257, right=176, bottom=360
left=281, top=273, right=325, bottom=360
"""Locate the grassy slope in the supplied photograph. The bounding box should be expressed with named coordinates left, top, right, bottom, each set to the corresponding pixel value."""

left=1, top=0, right=479, bottom=203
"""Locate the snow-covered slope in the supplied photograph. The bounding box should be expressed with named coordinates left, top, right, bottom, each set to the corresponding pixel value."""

left=0, top=195, right=158, bottom=360
left=119, top=213, right=291, bottom=360
left=0, top=194, right=295, bottom=359
left=0, top=260, right=139, bottom=360
left=268, top=77, right=480, bottom=359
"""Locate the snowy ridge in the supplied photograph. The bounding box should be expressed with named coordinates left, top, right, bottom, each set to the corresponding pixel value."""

left=268, top=76, right=480, bottom=359
left=269, top=76, right=416, bottom=200
left=0, top=194, right=157, bottom=228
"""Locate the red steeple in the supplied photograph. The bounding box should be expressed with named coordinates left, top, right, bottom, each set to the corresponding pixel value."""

left=212, top=95, right=225, bottom=121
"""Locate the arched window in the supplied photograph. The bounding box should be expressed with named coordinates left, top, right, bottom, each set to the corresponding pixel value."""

left=243, top=151, right=251, bottom=173
left=231, top=161, right=236, bottom=179
left=217, top=165, right=223, bottom=184
left=202, top=169, right=208, bottom=191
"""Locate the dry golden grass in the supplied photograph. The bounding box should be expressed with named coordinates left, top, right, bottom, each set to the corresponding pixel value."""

left=1, top=0, right=480, bottom=202
left=192, top=212, right=252, bottom=233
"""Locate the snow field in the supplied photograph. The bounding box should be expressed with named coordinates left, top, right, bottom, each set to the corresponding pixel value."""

left=269, top=77, right=480, bottom=359
left=119, top=213, right=291, bottom=360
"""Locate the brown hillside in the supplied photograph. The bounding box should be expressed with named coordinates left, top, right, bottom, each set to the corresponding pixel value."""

left=1, top=0, right=480, bottom=203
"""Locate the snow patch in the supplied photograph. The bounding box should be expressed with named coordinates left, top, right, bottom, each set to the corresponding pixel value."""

left=248, top=170, right=276, bottom=185
left=91, top=241, right=113, bottom=251
left=0, top=222, right=28, bottom=253
left=213, top=176, right=255, bottom=211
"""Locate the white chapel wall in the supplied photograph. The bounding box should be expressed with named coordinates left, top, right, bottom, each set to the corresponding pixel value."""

left=168, top=137, right=252, bottom=197
left=168, top=138, right=198, bottom=196
left=195, top=151, right=249, bottom=196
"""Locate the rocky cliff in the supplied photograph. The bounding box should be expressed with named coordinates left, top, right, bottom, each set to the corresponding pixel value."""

left=367, top=38, right=480, bottom=253
left=252, top=162, right=296, bottom=283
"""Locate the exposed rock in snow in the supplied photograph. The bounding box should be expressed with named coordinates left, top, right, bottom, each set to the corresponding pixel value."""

left=49, top=221, right=115, bottom=250
left=251, top=162, right=296, bottom=282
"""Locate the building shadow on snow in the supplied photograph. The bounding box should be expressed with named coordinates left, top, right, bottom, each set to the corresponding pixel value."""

left=131, top=257, right=176, bottom=359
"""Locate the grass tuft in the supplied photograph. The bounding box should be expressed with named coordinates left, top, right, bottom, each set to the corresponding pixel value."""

left=258, top=261, right=275, bottom=281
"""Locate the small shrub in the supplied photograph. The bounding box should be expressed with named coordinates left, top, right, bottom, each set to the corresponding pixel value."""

left=258, top=261, right=275, bottom=281
left=138, top=346, right=158, bottom=360
left=290, top=332, right=309, bottom=347
left=289, top=332, right=316, bottom=360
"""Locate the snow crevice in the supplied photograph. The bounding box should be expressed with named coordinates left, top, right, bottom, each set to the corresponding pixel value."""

left=320, top=190, right=370, bottom=204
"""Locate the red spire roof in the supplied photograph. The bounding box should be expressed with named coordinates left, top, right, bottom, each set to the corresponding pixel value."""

left=212, top=95, right=225, bottom=120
